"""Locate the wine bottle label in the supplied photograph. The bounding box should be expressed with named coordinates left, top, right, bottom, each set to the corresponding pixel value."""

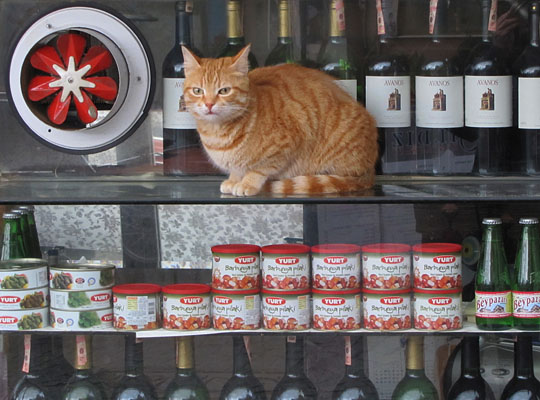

left=366, top=76, right=411, bottom=128
left=488, top=0, right=498, bottom=32
left=22, top=334, right=30, bottom=373
left=163, top=78, right=198, bottom=129
left=429, top=0, right=438, bottom=35
left=475, top=290, right=512, bottom=318
left=415, top=76, right=464, bottom=128
left=513, top=291, right=540, bottom=318
left=335, top=80, right=357, bottom=101
left=518, top=78, right=540, bottom=129
left=376, top=0, right=385, bottom=35
left=465, top=75, right=512, bottom=127
left=344, top=336, right=352, bottom=366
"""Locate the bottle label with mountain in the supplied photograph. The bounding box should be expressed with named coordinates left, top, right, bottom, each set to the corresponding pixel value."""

left=465, top=76, right=512, bottom=127
left=475, top=290, right=512, bottom=318
left=163, top=78, right=198, bottom=129
left=518, top=78, right=540, bottom=129
left=513, top=291, right=540, bottom=318
left=416, top=77, right=464, bottom=128
left=366, top=77, right=411, bottom=128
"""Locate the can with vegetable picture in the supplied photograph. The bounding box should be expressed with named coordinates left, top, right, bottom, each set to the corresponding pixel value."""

left=0, top=259, right=48, bottom=289
left=50, top=288, right=112, bottom=311
left=0, top=286, right=48, bottom=310
left=49, top=263, right=115, bottom=290
left=0, top=307, right=49, bottom=330
left=50, top=307, right=113, bottom=330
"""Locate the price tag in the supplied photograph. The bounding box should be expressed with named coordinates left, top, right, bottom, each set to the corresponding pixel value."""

left=376, top=0, right=385, bottom=35
left=22, top=335, right=31, bottom=373
left=488, top=1, right=498, bottom=32
left=287, top=335, right=296, bottom=343
left=76, top=335, right=88, bottom=366
left=429, top=0, right=438, bottom=34
left=344, top=336, right=352, bottom=366
left=336, top=0, right=346, bottom=32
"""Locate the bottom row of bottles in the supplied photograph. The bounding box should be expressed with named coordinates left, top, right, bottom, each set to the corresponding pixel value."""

left=9, top=333, right=540, bottom=400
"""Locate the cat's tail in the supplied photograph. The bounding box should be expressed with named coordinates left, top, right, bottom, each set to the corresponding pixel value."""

left=265, top=173, right=375, bottom=195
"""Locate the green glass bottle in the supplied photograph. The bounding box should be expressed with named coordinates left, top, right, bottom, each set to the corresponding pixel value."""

left=475, top=218, right=513, bottom=330
left=1, top=212, right=27, bottom=260
left=17, top=206, right=41, bottom=259
left=164, top=337, right=210, bottom=400
left=265, top=0, right=294, bottom=66
left=391, top=336, right=439, bottom=400
left=13, top=209, right=32, bottom=259
left=500, top=336, right=540, bottom=400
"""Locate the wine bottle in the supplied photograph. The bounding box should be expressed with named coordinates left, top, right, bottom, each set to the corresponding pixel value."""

left=111, top=336, right=158, bottom=400
left=62, top=335, right=108, bottom=400
left=500, top=336, right=540, bottom=400
left=391, top=336, right=439, bottom=400
left=265, top=0, right=294, bottom=66
left=513, top=1, right=540, bottom=175
left=1, top=212, right=27, bottom=260
left=47, top=336, right=75, bottom=399
left=475, top=218, right=513, bottom=330
left=219, top=336, right=266, bottom=400
left=271, top=336, right=317, bottom=400
left=164, top=337, right=210, bottom=400
left=446, top=336, right=496, bottom=400
left=464, top=0, right=512, bottom=175
left=332, top=336, right=379, bottom=400
left=218, top=0, right=258, bottom=69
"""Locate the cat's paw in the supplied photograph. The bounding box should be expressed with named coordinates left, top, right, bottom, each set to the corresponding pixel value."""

left=231, top=182, right=260, bottom=196
left=220, top=179, right=238, bottom=194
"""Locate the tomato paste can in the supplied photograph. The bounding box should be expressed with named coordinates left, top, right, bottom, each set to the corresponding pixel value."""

left=211, top=244, right=261, bottom=291
left=0, top=286, right=49, bottom=310
left=0, top=307, right=49, bottom=330
left=413, top=243, right=462, bottom=289
left=361, top=243, right=411, bottom=290
left=50, top=288, right=112, bottom=311
left=162, top=284, right=211, bottom=330
left=362, top=288, right=411, bottom=330
left=413, top=288, right=462, bottom=330
left=261, top=289, right=311, bottom=331
left=112, top=284, right=161, bottom=330
left=50, top=263, right=115, bottom=290
left=0, top=259, right=48, bottom=290
left=212, top=288, right=260, bottom=330
left=311, top=244, right=361, bottom=290
left=312, top=289, right=361, bottom=330
left=262, top=244, right=310, bottom=290
left=50, top=307, right=113, bottom=330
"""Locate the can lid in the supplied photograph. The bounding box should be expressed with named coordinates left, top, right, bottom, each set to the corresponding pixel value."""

left=312, top=288, right=361, bottom=295
left=412, top=243, right=462, bottom=253
left=311, top=244, right=361, bottom=254
left=363, top=288, right=411, bottom=295
left=52, top=263, right=115, bottom=271
left=361, top=243, right=411, bottom=253
left=211, top=244, right=261, bottom=254
left=162, top=284, right=211, bottom=295
left=519, top=217, right=539, bottom=225
left=482, top=218, right=502, bottom=225
left=113, top=283, right=161, bottom=294
left=262, top=288, right=310, bottom=295
left=413, top=288, right=462, bottom=295
left=211, top=288, right=260, bottom=295
left=0, top=259, right=48, bottom=269
left=262, top=244, right=310, bottom=254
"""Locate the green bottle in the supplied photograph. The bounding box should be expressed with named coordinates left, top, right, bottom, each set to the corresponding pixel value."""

left=1, top=213, right=27, bottom=260
left=265, top=0, right=295, bottom=66
left=475, top=218, right=513, bottom=330
left=18, top=206, right=42, bottom=259
left=13, top=209, right=32, bottom=259
left=512, top=217, right=540, bottom=330
left=391, top=336, right=439, bottom=400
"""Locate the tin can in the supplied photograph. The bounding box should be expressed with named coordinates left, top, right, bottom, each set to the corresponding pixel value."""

left=50, top=288, right=112, bottom=311
left=311, top=244, right=361, bottom=290
left=50, top=307, right=113, bottom=330
left=50, top=263, right=115, bottom=290
left=362, top=288, right=411, bottom=330
left=262, top=289, right=311, bottom=331
left=413, top=288, right=462, bottom=330
left=162, top=284, right=211, bottom=330
left=361, top=244, right=411, bottom=290
left=413, top=243, right=462, bottom=289
left=211, top=244, right=261, bottom=291
left=0, top=259, right=48, bottom=289
left=312, top=289, right=361, bottom=330
left=0, top=286, right=48, bottom=310
left=113, top=284, right=161, bottom=330
left=262, top=244, right=310, bottom=290
left=0, top=307, right=48, bottom=330
left=212, top=288, right=261, bottom=330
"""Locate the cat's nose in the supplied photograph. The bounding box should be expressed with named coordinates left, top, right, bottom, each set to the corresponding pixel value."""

left=205, top=103, right=214, bottom=112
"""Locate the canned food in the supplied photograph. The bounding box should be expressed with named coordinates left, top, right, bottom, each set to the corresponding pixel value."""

left=113, top=284, right=161, bottom=330
left=50, top=288, right=112, bottom=311
left=311, top=244, right=361, bottom=290
left=0, top=286, right=48, bottom=310
left=361, top=244, right=411, bottom=290
left=312, top=289, right=361, bottom=330
left=162, top=284, right=211, bottom=330
left=50, top=263, right=115, bottom=290
left=413, top=288, right=462, bottom=330
left=262, top=289, right=311, bottom=331
left=363, top=288, right=411, bottom=330
left=413, top=243, right=462, bottom=289
left=50, top=307, right=113, bottom=330
left=0, top=259, right=48, bottom=289
left=211, top=244, right=261, bottom=290
left=262, top=244, right=310, bottom=290
left=212, top=288, right=261, bottom=330
left=0, top=307, right=48, bottom=330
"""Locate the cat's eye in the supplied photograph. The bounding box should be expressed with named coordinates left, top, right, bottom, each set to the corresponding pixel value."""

left=218, top=87, right=231, bottom=95
left=192, top=87, right=203, bottom=95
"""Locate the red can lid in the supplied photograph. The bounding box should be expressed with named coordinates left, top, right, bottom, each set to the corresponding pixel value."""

left=413, top=243, right=462, bottom=253
left=362, top=243, right=411, bottom=253
left=162, top=284, right=211, bottom=295
left=312, top=288, right=361, bottom=295
left=211, top=244, right=261, bottom=254
left=211, top=288, right=260, bottom=295
left=262, top=244, right=310, bottom=254
left=262, top=288, right=311, bottom=296
left=413, top=288, right=462, bottom=295
left=363, top=288, right=411, bottom=295
left=311, top=244, right=361, bottom=254
left=113, top=283, right=161, bottom=295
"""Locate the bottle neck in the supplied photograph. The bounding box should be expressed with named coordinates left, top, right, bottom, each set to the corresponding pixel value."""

left=285, top=337, right=305, bottom=378
left=530, top=2, right=539, bottom=47
left=345, top=336, right=366, bottom=377
left=28, top=335, right=51, bottom=374
left=515, top=336, right=535, bottom=379
left=233, top=336, right=253, bottom=377
left=125, top=336, right=144, bottom=377
left=482, top=0, right=496, bottom=43
left=175, top=8, right=192, bottom=46
left=483, top=224, right=503, bottom=244
left=227, top=1, right=244, bottom=40
left=461, top=337, right=481, bottom=378
left=329, top=1, right=345, bottom=39
left=405, top=337, right=425, bottom=376
left=278, top=0, right=291, bottom=39
left=176, top=336, right=195, bottom=375
left=74, top=336, right=92, bottom=371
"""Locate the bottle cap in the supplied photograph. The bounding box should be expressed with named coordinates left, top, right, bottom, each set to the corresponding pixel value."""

left=2, top=213, right=18, bottom=220
left=13, top=209, right=29, bottom=215
left=482, top=218, right=502, bottom=225
left=519, top=218, right=539, bottom=225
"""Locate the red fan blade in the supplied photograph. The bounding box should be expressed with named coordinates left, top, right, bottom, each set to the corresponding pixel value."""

left=30, top=46, right=64, bottom=75
left=79, top=46, right=113, bottom=76
left=47, top=92, right=71, bottom=125
left=74, top=90, right=98, bottom=124
left=56, top=33, right=87, bottom=66
left=84, top=77, right=118, bottom=101
left=27, top=76, right=60, bottom=101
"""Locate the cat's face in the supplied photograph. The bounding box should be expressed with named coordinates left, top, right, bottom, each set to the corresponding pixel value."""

left=182, top=46, right=251, bottom=123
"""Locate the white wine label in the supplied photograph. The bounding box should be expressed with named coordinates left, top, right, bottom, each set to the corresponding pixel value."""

left=366, top=76, right=411, bottom=128
left=335, top=79, right=357, bottom=100
left=513, top=291, right=540, bottom=318
left=416, top=76, right=464, bottom=128
left=518, top=78, right=540, bottom=129
left=465, top=75, right=512, bottom=127
left=476, top=290, right=512, bottom=318
left=163, top=78, right=197, bottom=129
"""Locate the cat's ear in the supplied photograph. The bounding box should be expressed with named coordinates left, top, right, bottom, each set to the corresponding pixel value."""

left=181, top=46, right=201, bottom=75
left=230, top=44, right=251, bottom=75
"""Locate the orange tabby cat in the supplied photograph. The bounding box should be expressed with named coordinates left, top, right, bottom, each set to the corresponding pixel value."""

left=181, top=45, right=378, bottom=196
